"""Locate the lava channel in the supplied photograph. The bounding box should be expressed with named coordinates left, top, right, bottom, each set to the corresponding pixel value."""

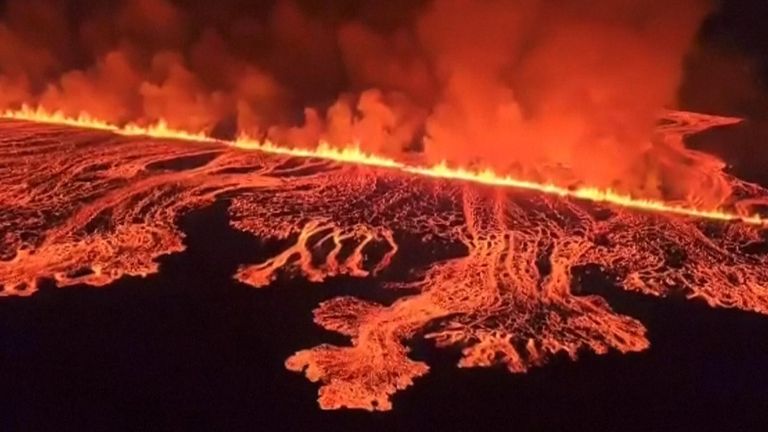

left=1, top=113, right=768, bottom=411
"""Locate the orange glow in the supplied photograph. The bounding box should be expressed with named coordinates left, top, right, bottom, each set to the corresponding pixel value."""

left=405, top=163, right=766, bottom=225
left=0, top=0, right=763, bottom=415
left=234, top=136, right=404, bottom=169
left=2, top=104, right=119, bottom=132
left=2, top=110, right=768, bottom=412
left=3, top=104, right=763, bottom=226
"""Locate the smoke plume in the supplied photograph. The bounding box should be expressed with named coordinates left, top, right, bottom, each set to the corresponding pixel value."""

left=0, top=0, right=726, bottom=202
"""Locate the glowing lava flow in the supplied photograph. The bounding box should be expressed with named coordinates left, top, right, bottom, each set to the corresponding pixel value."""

left=2, top=104, right=764, bottom=226
left=2, top=110, right=768, bottom=411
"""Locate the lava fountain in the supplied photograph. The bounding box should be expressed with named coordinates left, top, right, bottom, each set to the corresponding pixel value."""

left=1, top=110, right=768, bottom=410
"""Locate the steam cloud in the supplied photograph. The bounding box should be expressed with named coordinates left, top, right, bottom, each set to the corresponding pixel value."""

left=0, top=0, right=729, bottom=203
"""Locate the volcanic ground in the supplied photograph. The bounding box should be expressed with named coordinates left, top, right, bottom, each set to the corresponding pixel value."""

left=1, top=113, right=768, bottom=414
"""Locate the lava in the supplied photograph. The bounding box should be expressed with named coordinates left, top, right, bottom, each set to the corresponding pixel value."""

left=2, top=105, right=764, bottom=226
left=1, top=111, right=768, bottom=411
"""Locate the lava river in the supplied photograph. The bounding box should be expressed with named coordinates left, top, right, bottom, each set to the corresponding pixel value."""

left=1, top=113, right=768, bottom=411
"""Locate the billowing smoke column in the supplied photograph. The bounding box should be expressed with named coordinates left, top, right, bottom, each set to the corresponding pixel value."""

left=0, top=0, right=725, bottom=202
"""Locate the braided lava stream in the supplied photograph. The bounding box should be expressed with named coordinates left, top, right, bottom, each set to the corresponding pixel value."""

left=1, top=110, right=768, bottom=410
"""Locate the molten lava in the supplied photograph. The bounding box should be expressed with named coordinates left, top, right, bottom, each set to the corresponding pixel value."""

left=2, top=105, right=764, bottom=226
left=1, top=109, right=768, bottom=411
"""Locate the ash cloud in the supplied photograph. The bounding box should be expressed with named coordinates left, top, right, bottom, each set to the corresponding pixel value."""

left=0, top=0, right=728, bottom=202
